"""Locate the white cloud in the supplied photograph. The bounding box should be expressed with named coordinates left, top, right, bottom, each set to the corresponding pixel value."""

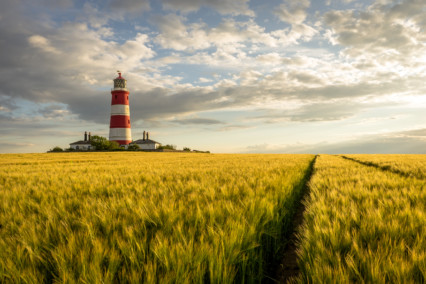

left=323, top=1, right=426, bottom=62
left=118, top=33, right=156, bottom=61
left=271, top=23, right=318, bottom=46
left=198, top=77, right=213, bottom=83
left=153, top=17, right=278, bottom=52
left=275, top=0, right=311, bottom=24
left=153, top=14, right=210, bottom=51
left=28, top=35, right=60, bottom=54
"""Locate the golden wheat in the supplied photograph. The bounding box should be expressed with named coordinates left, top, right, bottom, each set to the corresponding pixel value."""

left=0, top=152, right=314, bottom=283
left=295, top=155, right=426, bottom=283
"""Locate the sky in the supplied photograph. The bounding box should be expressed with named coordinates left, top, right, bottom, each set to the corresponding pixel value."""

left=1, top=0, right=426, bottom=154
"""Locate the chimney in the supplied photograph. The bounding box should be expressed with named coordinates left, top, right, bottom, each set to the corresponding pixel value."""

left=84, top=131, right=87, bottom=141
left=143, top=131, right=146, bottom=141
left=147, top=132, right=149, bottom=140
left=88, top=132, right=91, bottom=141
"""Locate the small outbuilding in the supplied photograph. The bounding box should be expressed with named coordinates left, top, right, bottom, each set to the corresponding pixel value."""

left=69, top=132, right=94, bottom=150
left=130, top=131, right=161, bottom=150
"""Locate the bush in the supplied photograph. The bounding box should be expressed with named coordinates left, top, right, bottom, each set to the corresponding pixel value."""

left=127, top=144, right=140, bottom=151
left=158, top=144, right=176, bottom=150
left=51, top=146, right=63, bottom=152
left=183, top=147, right=191, bottom=151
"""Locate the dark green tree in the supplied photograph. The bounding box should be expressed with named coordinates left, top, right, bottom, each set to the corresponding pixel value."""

left=90, top=135, right=120, bottom=150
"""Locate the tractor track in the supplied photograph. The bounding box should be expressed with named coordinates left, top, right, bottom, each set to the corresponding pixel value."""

left=274, top=154, right=318, bottom=283
left=340, top=155, right=425, bottom=181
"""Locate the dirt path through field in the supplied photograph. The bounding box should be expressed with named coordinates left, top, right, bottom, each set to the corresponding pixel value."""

left=340, top=155, right=424, bottom=180
left=275, top=155, right=318, bottom=283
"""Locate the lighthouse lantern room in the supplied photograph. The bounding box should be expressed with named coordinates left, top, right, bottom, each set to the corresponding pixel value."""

left=109, top=71, right=132, bottom=145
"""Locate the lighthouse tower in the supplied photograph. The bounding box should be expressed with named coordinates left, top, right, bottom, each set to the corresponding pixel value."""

left=109, top=71, right=132, bottom=145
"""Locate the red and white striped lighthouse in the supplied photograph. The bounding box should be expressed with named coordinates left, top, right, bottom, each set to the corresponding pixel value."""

left=109, top=71, right=132, bottom=145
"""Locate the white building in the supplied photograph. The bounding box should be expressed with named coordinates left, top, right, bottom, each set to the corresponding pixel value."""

left=69, top=132, right=94, bottom=150
left=130, top=131, right=161, bottom=150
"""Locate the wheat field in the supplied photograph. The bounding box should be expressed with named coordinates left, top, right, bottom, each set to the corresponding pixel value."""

left=0, top=153, right=314, bottom=283
left=295, top=155, right=426, bottom=283
left=1, top=153, right=425, bottom=283
left=343, top=154, right=426, bottom=179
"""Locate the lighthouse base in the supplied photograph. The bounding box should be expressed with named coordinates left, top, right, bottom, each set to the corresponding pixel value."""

left=111, top=140, right=132, bottom=146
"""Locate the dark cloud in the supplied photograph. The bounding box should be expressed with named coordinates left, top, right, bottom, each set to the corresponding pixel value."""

left=40, top=0, right=73, bottom=9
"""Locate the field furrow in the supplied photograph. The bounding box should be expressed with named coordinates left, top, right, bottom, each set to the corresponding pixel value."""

left=0, top=153, right=314, bottom=283
left=343, top=154, right=426, bottom=180
left=295, top=155, right=426, bottom=283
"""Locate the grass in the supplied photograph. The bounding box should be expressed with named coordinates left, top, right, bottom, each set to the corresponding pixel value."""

left=0, top=152, right=314, bottom=283
left=295, top=155, right=426, bottom=283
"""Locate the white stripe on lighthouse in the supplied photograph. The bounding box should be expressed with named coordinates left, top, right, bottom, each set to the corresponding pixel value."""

left=110, top=104, right=130, bottom=115
left=109, top=128, right=132, bottom=140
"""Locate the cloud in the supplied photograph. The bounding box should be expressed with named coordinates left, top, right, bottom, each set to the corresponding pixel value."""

left=28, top=35, right=60, bottom=54
left=152, top=14, right=210, bottom=51
left=2, top=0, right=426, bottom=155
left=109, top=0, right=150, bottom=13
left=0, top=142, right=36, bottom=148
left=38, top=103, right=71, bottom=119
left=395, top=128, right=426, bottom=138
left=323, top=0, right=426, bottom=62
left=170, top=117, right=223, bottom=125
left=275, top=0, right=311, bottom=24
left=253, top=100, right=362, bottom=123
left=153, top=17, right=276, bottom=52
left=244, top=128, right=426, bottom=154
left=161, top=0, right=254, bottom=16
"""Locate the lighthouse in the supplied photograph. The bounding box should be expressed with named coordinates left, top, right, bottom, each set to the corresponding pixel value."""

left=109, top=71, right=132, bottom=145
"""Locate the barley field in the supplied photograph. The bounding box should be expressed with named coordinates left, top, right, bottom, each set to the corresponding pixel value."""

left=295, top=155, right=426, bottom=283
left=0, top=153, right=314, bottom=283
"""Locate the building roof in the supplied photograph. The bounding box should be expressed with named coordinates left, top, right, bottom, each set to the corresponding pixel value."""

left=69, top=140, right=92, bottom=145
left=131, top=139, right=160, bottom=145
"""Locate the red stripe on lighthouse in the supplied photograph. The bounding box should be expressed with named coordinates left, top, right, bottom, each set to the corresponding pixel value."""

left=114, top=140, right=132, bottom=145
left=111, top=91, right=129, bottom=105
left=110, top=115, right=131, bottom=128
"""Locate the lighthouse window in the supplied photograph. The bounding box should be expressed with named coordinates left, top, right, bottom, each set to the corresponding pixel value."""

left=127, top=96, right=128, bottom=100
left=115, top=95, right=117, bottom=99
left=128, top=119, right=130, bottom=124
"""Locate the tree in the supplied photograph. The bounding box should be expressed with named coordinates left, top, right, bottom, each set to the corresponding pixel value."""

left=127, top=144, right=140, bottom=150
left=90, top=135, right=120, bottom=150
left=183, top=147, right=191, bottom=151
left=50, top=146, right=63, bottom=152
